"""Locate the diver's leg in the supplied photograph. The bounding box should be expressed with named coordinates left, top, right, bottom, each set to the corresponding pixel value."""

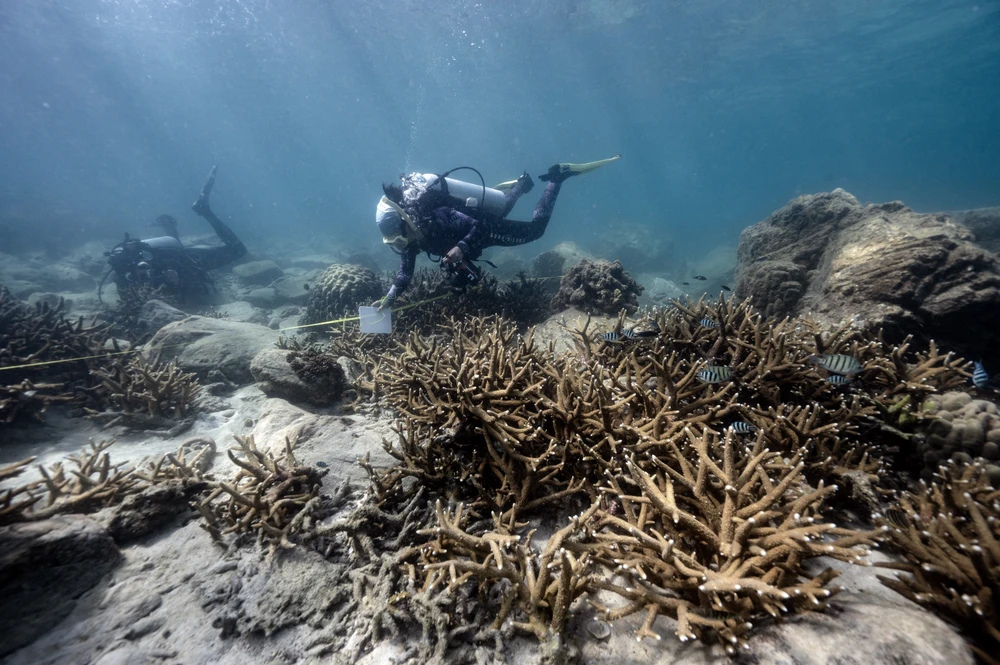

left=190, top=164, right=247, bottom=260
left=482, top=181, right=562, bottom=248
left=185, top=245, right=245, bottom=272
left=500, top=171, right=534, bottom=217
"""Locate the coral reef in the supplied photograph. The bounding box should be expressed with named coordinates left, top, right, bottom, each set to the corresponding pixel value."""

left=340, top=295, right=973, bottom=657
left=196, top=435, right=334, bottom=556
left=551, top=259, right=643, bottom=315
left=1, top=285, right=111, bottom=424
left=917, top=392, right=1000, bottom=480
left=877, top=461, right=1000, bottom=664
left=87, top=352, right=201, bottom=430
left=300, top=264, right=383, bottom=328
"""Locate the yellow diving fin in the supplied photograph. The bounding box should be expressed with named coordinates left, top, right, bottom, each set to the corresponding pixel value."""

left=494, top=178, right=519, bottom=192
left=539, top=154, right=621, bottom=182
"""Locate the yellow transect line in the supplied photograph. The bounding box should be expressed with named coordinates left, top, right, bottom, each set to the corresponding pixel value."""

left=1, top=273, right=565, bottom=370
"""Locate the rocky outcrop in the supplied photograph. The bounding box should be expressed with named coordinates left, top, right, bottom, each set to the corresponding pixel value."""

left=947, top=206, right=1000, bottom=254
left=0, top=516, right=120, bottom=657
left=532, top=241, right=596, bottom=278
left=232, top=260, right=284, bottom=286
left=144, top=315, right=281, bottom=384
left=736, top=189, right=1000, bottom=368
left=551, top=259, right=643, bottom=315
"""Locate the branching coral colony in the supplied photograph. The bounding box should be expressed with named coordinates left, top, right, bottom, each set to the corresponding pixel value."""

left=331, top=295, right=981, bottom=658
left=877, top=461, right=1000, bottom=664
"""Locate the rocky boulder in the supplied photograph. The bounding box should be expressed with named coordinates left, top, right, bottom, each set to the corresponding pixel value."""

left=0, top=516, right=120, bottom=657
left=137, top=299, right=188, bottom=333
left=736, top=189, right=1000, bottom=368
left=551, top=259, right=643, bottom=316
left=250, top=348, right=345, bottom=406
left=946, top=206, right=1000, bottom=254
left=532, top=241, right=596, bottom=278
left=144, top=315, right=281, bottom=384
left=232, top=260, right=284, bottom=286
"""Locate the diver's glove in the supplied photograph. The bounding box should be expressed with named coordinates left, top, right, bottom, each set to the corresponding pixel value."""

left=374, top=286, right=397, bottom=311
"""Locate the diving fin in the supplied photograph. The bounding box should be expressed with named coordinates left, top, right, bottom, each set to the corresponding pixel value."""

left=539, top=154, right=621, bottom=183
left=494, top=178, right=518, bottom=192
left=494, top=171, right=534, bottom=194
left=191, top=164, right=218, bottom=216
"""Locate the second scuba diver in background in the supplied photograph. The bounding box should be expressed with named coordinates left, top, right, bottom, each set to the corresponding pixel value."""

left=374, top=155, right=621, bottom=310
left=101, top=165, right=247, bottom=306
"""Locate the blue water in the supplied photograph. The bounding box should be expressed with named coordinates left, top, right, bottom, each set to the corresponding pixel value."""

left=1, top=0, right=998, bottom=260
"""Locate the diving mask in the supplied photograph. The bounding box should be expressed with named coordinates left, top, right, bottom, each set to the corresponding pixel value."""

left=376, top=196, right=416, bottom=250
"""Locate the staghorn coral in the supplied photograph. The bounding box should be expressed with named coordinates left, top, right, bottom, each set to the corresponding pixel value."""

left=196, top=434, right=332, bottom=556
left=88, top=352, right=201, bottom=428
left=876, top=461, right=1000, bottom=664
left=0, top=439, right=139, bottom=525
left=1, top=285, right=111, bottom=424
left=551, top=259, right=643, bottom=315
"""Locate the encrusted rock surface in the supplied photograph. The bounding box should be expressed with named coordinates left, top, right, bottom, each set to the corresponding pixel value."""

left=250, top=348, right=345, bottom=406
left=947, top=206, right=1000, bottom=254
left=532, top=241, right=596, bottom=278
left=736, top=189, right=1000, bottom=368
left=301, top=264, right=383, bottom=327
left=0, top=515, right=120, bottom=657
left=137, top=299, right=188, bottom=333
left=551, top=258, right=643, bottom=315
left=144, top=315, right=281, bottom=384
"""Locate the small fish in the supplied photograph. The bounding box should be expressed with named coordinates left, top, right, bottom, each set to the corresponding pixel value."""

left=825, top=374, right=854, bottom=386
left=602, top=331, right=623, bottom=343
left=729, top=421, right=755, bottom=434
left=973, top=361, right=990, bottom=389
left=809, top=353, right=863, bottom=376
left=693, top=275, right=707, bottom=281
left=697, top=365, right=733, bottom=383
left=620, top=329, right=637, bottom=340
left=682, top=281, right=690, bottom=285
left=303, top=284, right=310, bottom=291
left=632, top=329, right=659, bottom=339
left=316, top=460, right=329, bottom=468
left=700, top=318, right=718, bottom=328
left=721, top=285, right=731, bottom=292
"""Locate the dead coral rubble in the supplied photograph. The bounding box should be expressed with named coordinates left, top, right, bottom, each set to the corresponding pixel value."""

left=877, top=461, right=1000, bottom=664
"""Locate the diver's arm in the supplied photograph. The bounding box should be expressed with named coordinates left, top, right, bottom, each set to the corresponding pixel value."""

left=388, top=245, right=418, bottom=298
left=444, top=208, right=484, bottom=259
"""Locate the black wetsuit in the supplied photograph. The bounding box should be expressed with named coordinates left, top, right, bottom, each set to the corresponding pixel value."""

left=389, top=178, right=563, bottom=297
left=108, top=201, right=246, bottom=303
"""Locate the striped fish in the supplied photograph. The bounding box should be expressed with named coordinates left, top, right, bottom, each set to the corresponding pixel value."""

left=809, top=353, right=863, bottom=376
left=729, top=421, right=756, bottom=434
left=700, top=318, right=718, bottom=329
left=697, top=365, right=733, bottom=383
left=601, top=331, right=623, bottom=343
left=973, top=361, right=990, bottom=389
left=632, top=329, right=659, bottom=339
left=621, top=329, right=637, bottom=340
left=825, top=374, right=854, bottom=386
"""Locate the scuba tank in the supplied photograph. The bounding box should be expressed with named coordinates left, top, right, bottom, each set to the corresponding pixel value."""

left=400, top=166, right=506, bottom=220
left=142, top=236, right=184, bottom=250
left=416, top=174, right=507, bottom=218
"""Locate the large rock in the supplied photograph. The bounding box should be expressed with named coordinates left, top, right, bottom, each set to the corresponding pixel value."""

left=144, top=315, right=281, bottom=384
left=736, top=189, right=1000, bottom=368
left=271, top=274, right=315, bottom=306
left=532, top=241, right=596, bottom=277
left=551, top=259, right=643, bottom=315
left=946, top=206, right=1000, bottom=254
left=138, top=299, right=188, bottom=333
left=0, top=516, right=120, bottom=657
left=232, top=260, right=284, bottom=286
left=250, top=348, right=345, bottom=406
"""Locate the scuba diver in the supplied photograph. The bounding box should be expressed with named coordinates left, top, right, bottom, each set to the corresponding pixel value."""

left=374, top=155, right=620, bottom=309
left=101, top=165, right=247, bottom=306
